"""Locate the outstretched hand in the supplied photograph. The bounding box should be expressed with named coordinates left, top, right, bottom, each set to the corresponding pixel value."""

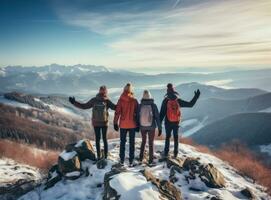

left=194, top=89, right=200, bottom=99
left=69, top=96, right=75, bottom=104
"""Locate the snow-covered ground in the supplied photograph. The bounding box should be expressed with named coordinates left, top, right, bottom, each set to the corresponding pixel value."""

left=0, top=95, right=83, bottom=119
left=0, top=158, right=42, bottom=188
left=259, top=144, right=271, bottom=156
left=0, top=95, right=32, bottom=109
left=19, top=139, right=270, bottom=200
left=182, top=117, right=208, bottom=137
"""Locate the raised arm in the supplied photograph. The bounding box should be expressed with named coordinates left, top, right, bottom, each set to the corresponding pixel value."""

left=69, top=97, right=94, bottom=109
left=178, top=89, right=200, bottom=108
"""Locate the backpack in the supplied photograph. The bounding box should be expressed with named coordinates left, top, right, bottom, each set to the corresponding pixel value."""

left=139, top=104, right=153, bottom=127
left=166, top=99, right=181, bottom=122
left=92, top=101, right=108, bottom=122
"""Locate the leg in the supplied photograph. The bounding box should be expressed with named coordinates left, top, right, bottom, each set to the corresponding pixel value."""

left=101, top=126, right=108, bottom=159
left=164, top=125, right=173, bottom=157
left=148, top=129, right=155, bottom=163
left=119, top=129, right=127, bottom=163
left=139, top=130, right=147, bottom=161
left=173, top=126, right=179, bottom=157
left=94, top=127, right=101, bottom=159
left=129, top=128, right=136, bottom=163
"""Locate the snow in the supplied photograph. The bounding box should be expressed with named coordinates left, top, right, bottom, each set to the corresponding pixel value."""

left=65, top=171, right=81, bottom=177
left=0, top=158, right=42, bottom=187
left=59, top=151, right=77, bottom=161
left=110, top=172, right=160, bottom=200
left=182, top=116, right=208, bottom=137
left=259, top=107, right=271, bottom=113
left=0, top=95, right=32, bottom=109
left=19, top=139, right=270, bottom=200
left=44, top=103, right=83, bottom=118
left=205, top=79, right=233, bottom=89
left=259, top=144, right=271, bottom=156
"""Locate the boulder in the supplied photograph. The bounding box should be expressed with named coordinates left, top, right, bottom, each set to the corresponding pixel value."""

left=198, top=163, right=225, bottom=188
left=74, top=139, right=96, bottom=161
left=141, top=169, right=182, bottom=200
left=45, top=165, right=62, bottom=190
left=167, top=158, right=184, bottom=173
left=103, top=166, right=126, bottom=200
left=58, top=150, right=81, bottom=178
left=182, top=157, right=201, bottom=172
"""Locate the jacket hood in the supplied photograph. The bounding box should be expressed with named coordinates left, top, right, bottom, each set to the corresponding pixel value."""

left=165, top=91, right=179, bottom=100
left=96, top=93, right=108, bottom=100
left=141, top=98, right=154, bottom=105
left=120, top=91, right=135, bottom=102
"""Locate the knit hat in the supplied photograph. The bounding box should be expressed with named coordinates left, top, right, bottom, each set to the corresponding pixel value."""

left=142, top=90, right=152, bottom=99
left=167, top=83, right=174, bottom=93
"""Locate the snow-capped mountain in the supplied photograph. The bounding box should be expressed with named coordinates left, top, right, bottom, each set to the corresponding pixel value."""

left=17, top=139, right=270, bottom=200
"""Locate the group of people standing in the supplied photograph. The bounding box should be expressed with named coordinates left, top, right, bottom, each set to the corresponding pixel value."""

left=69, top=83, right=200, bottom=167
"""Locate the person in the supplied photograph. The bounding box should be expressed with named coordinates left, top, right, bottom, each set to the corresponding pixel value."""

left=114, top=83, right=139, bottom=166
left=160, top=83, right=200, bottom=159
left=137, top=90, right=162, bottom=166
left=69, top=85, right=116, bottom=160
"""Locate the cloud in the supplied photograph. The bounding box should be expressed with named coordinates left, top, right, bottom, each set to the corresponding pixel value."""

left=55, top=0, right=271, bottom=68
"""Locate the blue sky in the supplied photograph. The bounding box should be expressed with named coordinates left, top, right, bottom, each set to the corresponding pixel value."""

left=0, top=0, right=270, bottom=69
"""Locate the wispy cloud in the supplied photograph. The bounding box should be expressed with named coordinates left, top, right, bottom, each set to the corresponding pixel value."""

left=55, top=0, right=271, bottom=68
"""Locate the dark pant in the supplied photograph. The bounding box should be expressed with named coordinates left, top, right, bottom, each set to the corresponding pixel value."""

left=94, top=126, right=108, bottom=159
left=119, top=128, right=136, bottom=163
left=164, top=125, right=179, bottom=157
left=139, top=129, right=155, bottom=163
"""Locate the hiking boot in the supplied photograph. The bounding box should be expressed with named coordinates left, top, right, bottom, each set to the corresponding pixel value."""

left=148, top=160, right=156, bottom=167
left=119, top=160, right=124, bottom=166
left=129, top=161, right=136, bottom=167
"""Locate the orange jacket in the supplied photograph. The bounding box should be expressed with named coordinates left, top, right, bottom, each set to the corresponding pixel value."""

left=114, top=91, right=138, bottom=129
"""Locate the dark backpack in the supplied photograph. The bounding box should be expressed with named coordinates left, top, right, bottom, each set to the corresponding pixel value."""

left=166, top=99, right=181, bottom=122
left=92, top=101, right=108, bottom=122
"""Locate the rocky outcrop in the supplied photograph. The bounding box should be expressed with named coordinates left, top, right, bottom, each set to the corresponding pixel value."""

left=198, top=163, right=225, bottom=188
left=241, top=187, right=255, bottom=199
left=45, top=165, right=62, bottom=190
left=165, top=157, right=226, bottom=189
left=58, top=150, right=81, bottom=179
left=65, top=139, right=96, bottom=161
left=141, top=169, right=182, bottom=200
left=103, top=165, right=126, bottom=200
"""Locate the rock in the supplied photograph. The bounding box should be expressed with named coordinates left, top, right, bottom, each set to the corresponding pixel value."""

left=141, top=169, right=182, bottom=200
left=199, top=163, right=225, bottom=188
left=183, top=157, right=201, bottom=172
left=241, top=187, right=255, bottom=199
left=167, top=158, right=184, bottom=173
left=0, top=179, right=36, bottom=200
left=45, top=165, right=62, bottom=190
left=74, top=139, right=96, bottom=161
left=96, top=159, right=107, bottom=169
left=58, top=150, right=81, bottom=177
left=103, top=167, right=126, bottom=200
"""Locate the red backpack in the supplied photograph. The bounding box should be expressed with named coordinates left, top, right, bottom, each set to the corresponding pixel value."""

left=166, top=99, right=181, bottom=122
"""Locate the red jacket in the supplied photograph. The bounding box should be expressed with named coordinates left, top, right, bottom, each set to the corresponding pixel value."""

left=114, top=91, right=138, bottom=129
